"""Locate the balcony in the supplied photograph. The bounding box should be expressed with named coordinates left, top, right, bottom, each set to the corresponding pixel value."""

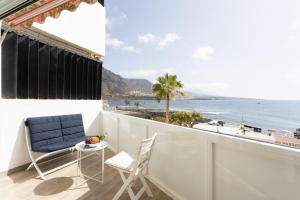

left=1, top=111, right=300, bottom=200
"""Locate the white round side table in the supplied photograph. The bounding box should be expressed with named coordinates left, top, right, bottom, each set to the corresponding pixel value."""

left=75, top=140, right=108, bottom=185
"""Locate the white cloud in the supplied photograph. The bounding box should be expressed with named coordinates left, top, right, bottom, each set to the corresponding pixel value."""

left=106, top=34, right=139, bottom=53
left=106, top=35, right=124, bottom=47
left=122, top=46, right=139, bottom=53
left=138, top=33, right=181, bottom=48
left=288, top=18, right=300, bottom=33
left=106, top=18, right=113, bottom=30
left=185, top=82, right=231, bottom=95
left=106, top=12, right=128, bottom=30
left=119, top=12, right=128, bottom=20
left=193, top=46, right=215, bottom=60
left=285, top=68, right=300, bottom=86
left=121, top=67, right=177, bottom=82
left=124, top=69, right=157, bottom=77
left=159, top=33, right=181, bottom=48
left=138, top=34, right=156, bottom=44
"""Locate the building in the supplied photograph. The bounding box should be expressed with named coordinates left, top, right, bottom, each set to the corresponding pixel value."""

left=294, top=128, right=300, bottom=139
left=275, top=137, right=300, bottom=148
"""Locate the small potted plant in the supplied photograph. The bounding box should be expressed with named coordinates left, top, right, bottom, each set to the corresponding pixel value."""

left=85, top=133, right=107, bottom=147
left=98, top=133, right=107, bottom=141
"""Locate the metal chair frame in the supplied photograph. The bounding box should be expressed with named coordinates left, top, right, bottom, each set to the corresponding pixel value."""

left=106, top=133, right=157, bottom=200
left=24, top=120, right=91, bottom=180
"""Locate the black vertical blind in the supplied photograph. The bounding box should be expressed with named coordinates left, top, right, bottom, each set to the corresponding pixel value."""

left=82, top=59, right=88, bottom=99
left=38, top=43, right=50, bottom=99
left=57, top=50, right=65, bottom=99
left=17, top=36, right=30, bottom=98
left=64, top=52, right=71, bottom=99
left=49, top=47, right=58, bottom=99
left=92, top=61, right=97, bottom=100
left=1, top=32, right=18, bottom=98
left=29, top=40, right=39, bottom=99
left=76, top=57, right=83, bottom=99
left=70, top=54, right=77, bottom=99
left=87, top=60, right=93, bottom=99
left=96, top=62, right=102, bottom=99
left=1, top=31, right=102, bottom=100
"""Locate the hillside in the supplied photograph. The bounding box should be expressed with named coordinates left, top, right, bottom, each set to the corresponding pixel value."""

left=101, top=67, right=252, bottom=100
left=102, top=68, right=153, bottom=99
left=126, top=79, right=153, bottom=94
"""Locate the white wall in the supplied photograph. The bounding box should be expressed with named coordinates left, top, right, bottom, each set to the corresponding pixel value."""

left=0, top=100, right=102, bottom=172
left=33, top=2, right=106, bottom=56
left=101, top=111, right=300, bottom=200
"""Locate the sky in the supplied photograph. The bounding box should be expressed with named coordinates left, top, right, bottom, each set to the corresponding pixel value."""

left=104, top=0, right=300, bottom=100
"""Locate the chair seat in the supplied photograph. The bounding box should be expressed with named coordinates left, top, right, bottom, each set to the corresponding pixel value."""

left=105, top=151, right=135, bottom=172
left=33, top=136, right=86, bottom=153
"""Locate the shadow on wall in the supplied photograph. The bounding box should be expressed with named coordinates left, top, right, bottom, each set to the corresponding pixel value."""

left=7, top=122, right=32, bottom=176
left=7, top=112, right=101, bottom=183
left=85, top=113, right=101, bottom=136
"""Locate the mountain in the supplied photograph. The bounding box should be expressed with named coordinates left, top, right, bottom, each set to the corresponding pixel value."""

left=102, top=67, right=153, bottom=99
left=102, top=67, right=256, bottom=100
left=126, top=79, right=153, bottom=94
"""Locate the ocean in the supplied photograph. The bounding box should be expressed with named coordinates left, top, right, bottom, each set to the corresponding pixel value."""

left=107, top=99, right=300, bottom=132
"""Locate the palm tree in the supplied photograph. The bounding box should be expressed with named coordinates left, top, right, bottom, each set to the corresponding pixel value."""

left=152, top=73, right=184, bottom=122
left=134, top=101, right=141, bottom=109
left=124, top=98, right=131, bottom=106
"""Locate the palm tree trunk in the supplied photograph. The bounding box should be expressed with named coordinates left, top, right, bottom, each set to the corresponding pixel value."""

left=166, top=95, right=170, bottom=122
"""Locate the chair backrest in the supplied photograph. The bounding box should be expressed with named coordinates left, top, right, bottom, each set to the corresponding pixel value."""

left=132, top=133, right=157, bottom=175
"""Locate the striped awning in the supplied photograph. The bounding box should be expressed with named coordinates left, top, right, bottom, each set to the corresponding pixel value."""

left=2, top=0, right=98, bottom=31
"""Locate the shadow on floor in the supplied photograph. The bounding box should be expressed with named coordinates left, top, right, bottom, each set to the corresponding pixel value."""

left=34, top=177, right=73, bottom=196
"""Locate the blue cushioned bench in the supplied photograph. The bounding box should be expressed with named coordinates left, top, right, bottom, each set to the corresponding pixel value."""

left=24, top=114, right=87, bottom=180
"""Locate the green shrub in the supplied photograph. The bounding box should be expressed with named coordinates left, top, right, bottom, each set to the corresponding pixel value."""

left=151, top=111, right=203, bottom=127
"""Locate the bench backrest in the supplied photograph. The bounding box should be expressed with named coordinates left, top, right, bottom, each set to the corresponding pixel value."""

left=26, top=114, right=85, bottom=152
left=60, top=114, right=85, bottom=141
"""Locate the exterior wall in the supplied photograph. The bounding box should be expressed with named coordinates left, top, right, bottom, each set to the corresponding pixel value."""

left=0, top=99, right=102, bottom=172
left=101, top=111, right=300, bottom=200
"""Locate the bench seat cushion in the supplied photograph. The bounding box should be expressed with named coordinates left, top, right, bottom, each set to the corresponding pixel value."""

left=35, top=136, right=86, bottom=153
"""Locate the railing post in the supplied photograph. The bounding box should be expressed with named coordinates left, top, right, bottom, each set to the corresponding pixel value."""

left=146, top=125, right=149, bottom=138
left=117, top=117, right=120, bottom=152
left=145, top=125, right=149, bottom=175
left=204, top=139, right=214, bottom=200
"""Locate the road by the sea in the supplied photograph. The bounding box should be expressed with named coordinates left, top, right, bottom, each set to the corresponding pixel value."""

left=108, top=99, right=300, bottom=132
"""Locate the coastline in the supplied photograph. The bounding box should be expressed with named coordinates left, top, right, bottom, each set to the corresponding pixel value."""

left=106, top=103, right=300, bottom=149
left=105, top=99, right=300, bottom=132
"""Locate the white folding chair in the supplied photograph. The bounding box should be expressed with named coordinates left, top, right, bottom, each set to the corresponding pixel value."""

left=105, top=133, right=157, bottom=200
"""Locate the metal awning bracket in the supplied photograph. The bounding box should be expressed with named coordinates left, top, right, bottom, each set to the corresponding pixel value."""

left=0, top=27, right=11, bottom=45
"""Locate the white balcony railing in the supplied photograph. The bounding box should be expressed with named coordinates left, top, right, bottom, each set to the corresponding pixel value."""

left=101, top=111, right=300, bottom=200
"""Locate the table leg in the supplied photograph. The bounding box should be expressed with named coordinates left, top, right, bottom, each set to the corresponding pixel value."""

left=77, top=150, right=79, bottom=177
left=102, top=148, right=105, bottom=184
left=79, top=150, right=82, bottom=176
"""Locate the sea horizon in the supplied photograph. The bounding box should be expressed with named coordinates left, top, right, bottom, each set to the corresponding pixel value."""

left=108, top=99, right=300, bottom=133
